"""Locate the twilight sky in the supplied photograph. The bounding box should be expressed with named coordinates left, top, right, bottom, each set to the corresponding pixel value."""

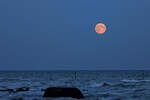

left=0, top=0, right=150, bottom=70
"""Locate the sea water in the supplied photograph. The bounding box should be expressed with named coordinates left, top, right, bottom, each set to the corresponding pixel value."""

left=0, top=70, right=149, bottom=100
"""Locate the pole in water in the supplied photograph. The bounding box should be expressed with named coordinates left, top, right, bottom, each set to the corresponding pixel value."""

left=75, top=72, right=77, bottom=81
left=142, top=71, right=145, bottom=80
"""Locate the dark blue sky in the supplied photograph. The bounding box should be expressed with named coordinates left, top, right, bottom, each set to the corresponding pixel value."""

left=0, top=0, right=150, bottom=70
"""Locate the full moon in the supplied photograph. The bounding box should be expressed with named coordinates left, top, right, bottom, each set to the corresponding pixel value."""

left=95, top=23, right=106, bottom=34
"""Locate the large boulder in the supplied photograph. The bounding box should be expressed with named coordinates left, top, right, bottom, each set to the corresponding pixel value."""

left=43, top=87, right=84, bottom=99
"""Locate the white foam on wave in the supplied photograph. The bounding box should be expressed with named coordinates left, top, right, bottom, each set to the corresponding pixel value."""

left=90, top=82, right=110, bottom=87
left=121, top=79, right=150, bottom=82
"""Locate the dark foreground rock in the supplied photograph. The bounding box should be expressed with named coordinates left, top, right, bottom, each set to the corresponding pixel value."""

left=43, top=87, right=84, bottom=99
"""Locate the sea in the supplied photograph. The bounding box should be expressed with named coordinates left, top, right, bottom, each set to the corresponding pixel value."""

left=0, top=70, right=149, bottom=100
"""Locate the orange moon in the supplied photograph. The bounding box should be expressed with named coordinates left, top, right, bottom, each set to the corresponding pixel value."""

left=95, top=23, right=106, bottom=34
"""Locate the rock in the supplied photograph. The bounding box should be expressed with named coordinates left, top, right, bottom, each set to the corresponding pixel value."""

left=0, top=88, right=14, bottom=92
left=11, top=97, right=23, bottom=100
left=102, top=82, right=110, bottom=87
left=0, top=87, right=30, bottom=93
left=41, top=89, right=46, bottom=91
left=43, top=87, right=84, bottom=99
left=16, top=87, right=29, bottom=92
left=112, top=98, right=121, bottom=100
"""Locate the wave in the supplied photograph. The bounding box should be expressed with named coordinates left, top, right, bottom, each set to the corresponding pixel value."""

left=90, top=82, right=110, bottom=87
left=113, top=83, right=136, bottom=88
left=121, top=79, right=150, bottom=83
left=90, top=82, right=137, bottom=88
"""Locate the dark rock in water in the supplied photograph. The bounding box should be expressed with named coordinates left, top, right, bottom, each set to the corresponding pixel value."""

left=16, top=87, right=29, bottom=92
left=0, top=88, right=14, bottom=92
left=43, top=87, right=84, bottom=99
left=11, top=97, right=23, bottom=100
left=32, top=99, right=38, bottom=100
left=0, top=87, right=29, bottom=93
left=41, top=89, right=46, bottom=91
left=112, top=98, right=121, bottom=100
left=102, top=82, right=110, bottom=87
